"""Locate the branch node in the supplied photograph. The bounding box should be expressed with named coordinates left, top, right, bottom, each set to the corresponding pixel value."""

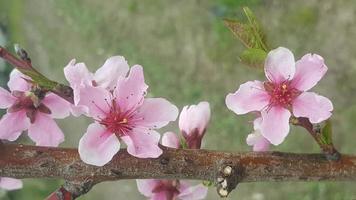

left=14, top=44, right=31, bottom=64
left=223, top=166, right=233, bottom=176
left=218, top=187, right=229, bottom=198
left=215, top=163, right=242, bottom=197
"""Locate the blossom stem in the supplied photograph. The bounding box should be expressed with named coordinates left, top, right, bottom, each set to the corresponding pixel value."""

left=0, top=45, right=74, bottom=104
left=1, top=143, right=355, bottom=199
left=294, top=117, right=340, bottom=160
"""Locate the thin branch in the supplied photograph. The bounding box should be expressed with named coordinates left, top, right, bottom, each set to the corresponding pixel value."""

left=0, top=45, right=31, bottom=69
left=0, top=45, right=74, bottom=104
left=1, top=143, right=356, bottom=199
left=295, top=117, right=340, bottom=160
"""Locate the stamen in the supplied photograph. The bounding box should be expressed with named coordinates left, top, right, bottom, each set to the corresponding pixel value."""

left=91, top=100, right=108, bottom=116
left=282, top=84, right=287, bottom=90
left=119, top=118, right=128, bottom=124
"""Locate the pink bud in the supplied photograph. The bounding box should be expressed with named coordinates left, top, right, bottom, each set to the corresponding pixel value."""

left=179, top=101, right=210, bottom=149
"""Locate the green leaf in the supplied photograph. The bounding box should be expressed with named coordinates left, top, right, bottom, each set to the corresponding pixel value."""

left=224, top=19, right=252, bottom=48
left=242, top=7, right=268, bottom=51
left=223, top=7, right=269, bottom=52
left=321, top=120, right=333, bottom=145
left=239, top=48, right=267, bottom=68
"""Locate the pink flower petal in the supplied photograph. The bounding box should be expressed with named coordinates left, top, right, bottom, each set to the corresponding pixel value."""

left=94, top=56, right=129, bottom=89
left=0, top=177, right=23, bottom=190
left=264, top=47, right=295, bottom=83
left=135, top=98, right=178, bottom=129
left=179, top=101, right=210, bottom=137
left=152, top=192, right=169, bottom=200
left=253, top=117, right=262, bottom=130
left=7, top=69, right=31, bottom=92
left=63, top=59, right=93, bottom=104
left=122, top=128, right=162, bottom=158
left=291, top=54, right=328, bottom=91
left=78, top=123, right=120, bottom=166
left=226, top=81, right=270, bottom=115
left=246, top=132, right=270, bottom=152
left=77, top=85, right=112, bottom=119
left=114, top=65, right=148, bottom=112
left=0, top=111, right=30, bottom=141
left=70, top=104, right=89, bottom=117
left=261, top=106, right=291, bottom=145
left=42, top=93, right=71, bottom=119
left=0, top=87, right=15, bottom=109
left=178, top=183, right=208, bottom=200
left=246, top=117, right=270, bottom=151
left=162, top=132, right=180, bottom=148
left=27, top=113, right=64, bottom=147
left=136, top=179, right=160, bottom=197
left=292, top=92, right=333, bottom=123
left=64, top=59, right=93, bottom=87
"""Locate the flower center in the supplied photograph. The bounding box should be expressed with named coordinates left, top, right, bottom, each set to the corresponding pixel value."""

left=264, top=81, right=301, bottom=109
left=99, top=100, right=135, bottom=137
left=152, top=180, right=180, bottom=200
left=8, top=90, right=51, bottom=123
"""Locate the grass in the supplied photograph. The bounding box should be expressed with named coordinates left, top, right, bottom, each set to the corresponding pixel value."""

left=0, top=0, right=356, bottom=199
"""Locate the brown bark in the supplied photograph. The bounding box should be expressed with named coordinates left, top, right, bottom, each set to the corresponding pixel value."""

left=1, top=143, right=356, bottom=198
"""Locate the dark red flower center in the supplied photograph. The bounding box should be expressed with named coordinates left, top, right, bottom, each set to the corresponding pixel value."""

left=152, top=180, right=180, bottom=200
left=264, top=81, right=301, bottom=109
left=8, top=90, right=51, bottom=123
left=98, top=99, right=137, bottom=137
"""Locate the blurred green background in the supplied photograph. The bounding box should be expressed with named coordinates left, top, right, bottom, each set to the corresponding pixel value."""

left=0, top=0, right=356, bottom=199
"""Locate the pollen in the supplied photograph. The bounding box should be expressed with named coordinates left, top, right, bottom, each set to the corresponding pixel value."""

left=98, top=100, right=135, bottom=137
left=281, top=83, right=287, bottom=90
left=119, top=118, right=128, bottom=124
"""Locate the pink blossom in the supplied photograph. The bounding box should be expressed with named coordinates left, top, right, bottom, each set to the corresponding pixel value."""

left=0, top=177, right=22, bottom=190
left=162, top=131, right=181, bottom=149
left=226, top=47, right=333, bottom=145
left=0, top=70, right=71, bottom=146
left=178, top=102, right=210, bottom=149
left=77, top=64, right=178, bottom=166
left=136, top=179, right=207, bottom=200
left=136, top=132, right=208, bottom=200
left=246, top=117, right=270, bottom=151
left=64, top=56, right=129, bottom=116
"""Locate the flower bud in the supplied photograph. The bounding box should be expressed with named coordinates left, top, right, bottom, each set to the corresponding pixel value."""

left=179, top=101, right=210, bottom=149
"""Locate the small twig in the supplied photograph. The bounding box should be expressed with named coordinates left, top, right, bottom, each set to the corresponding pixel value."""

left=0, top=45, right=74, bottom=104
left=0, top=45, right=31, bottom=69
left=294, top=117, right=340, bottom=160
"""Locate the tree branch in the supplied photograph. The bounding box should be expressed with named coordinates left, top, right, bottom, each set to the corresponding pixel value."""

left=1, top=143, right=356, bottom=198
left=0, top=45, right=74, bottom=104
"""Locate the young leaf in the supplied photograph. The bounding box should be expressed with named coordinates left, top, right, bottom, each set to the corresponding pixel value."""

left=320, top=120, right=333, bottom=145
left=223, top=7, right=269, bottom=52
left=223, top=19, right=252, bottom=49
left=242, top=7, right=268, bottom=52
left=239, top=48, right=267, bottom=68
